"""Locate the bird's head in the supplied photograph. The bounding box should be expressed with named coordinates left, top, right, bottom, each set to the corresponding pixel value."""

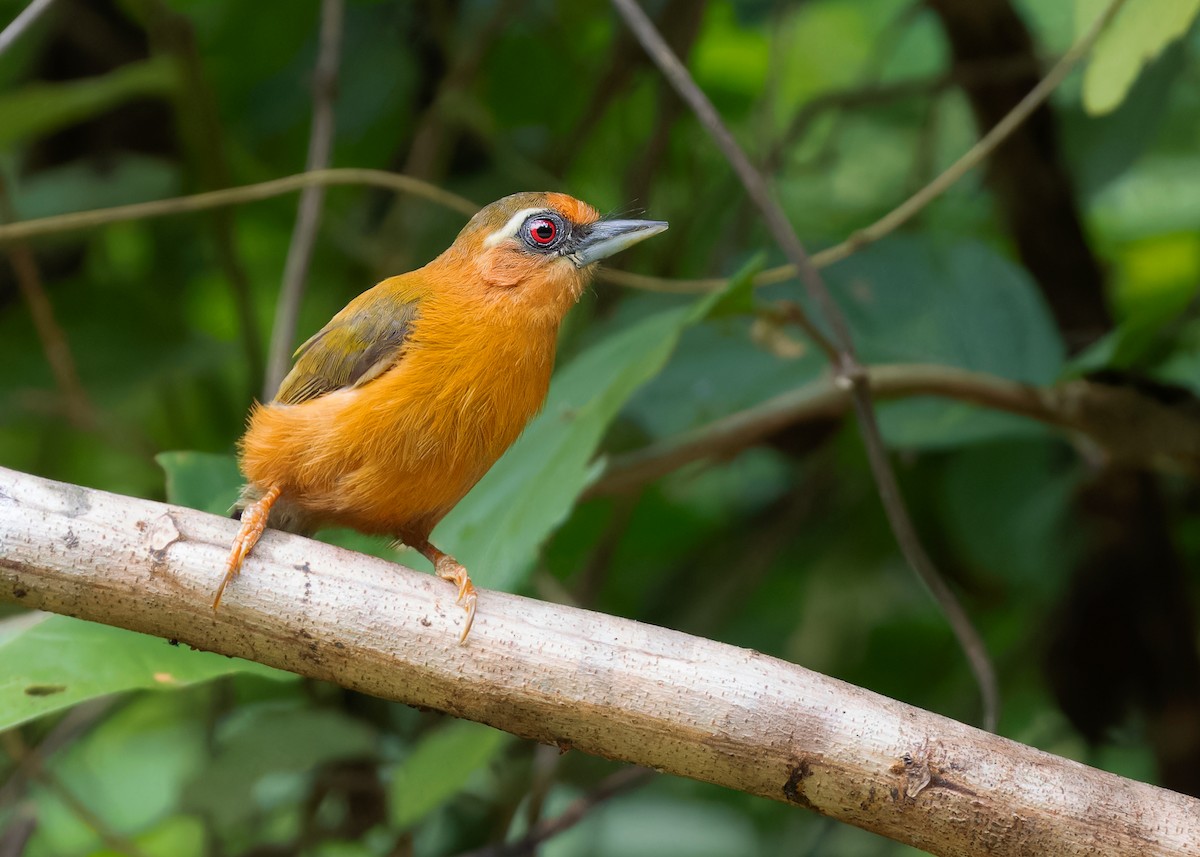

left=438, top=192, right=667, bottom=314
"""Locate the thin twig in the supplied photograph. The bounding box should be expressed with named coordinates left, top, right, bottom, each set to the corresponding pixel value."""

left=0, top=0, right=56, bottom=56
left=609, top=2, right=841, bottom=361
left=0, top=168, right=477, bottom=244
left=0, top=176, right=95, bottom=430
left=606, top=0, right=1125, bottom=296
left=586, top=363, right=1055, bottom=498
left=609, top=0, right=1009, bottom=731
left=264, top=0, right=344, bottom=398
left=0, top=804, right=35, bottom=857
left=134, top=0, right=268, bottom=395
left=784, top=0, right=1129, bottom=271
left=0, top=698, right=117, bottom=809
left=0, top=732, right=152, bottom=857
left=456, top=767, right=654, bottom=857
left=763, top=55, right=1043, bottom=174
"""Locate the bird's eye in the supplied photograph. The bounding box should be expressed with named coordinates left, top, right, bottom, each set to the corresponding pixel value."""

left=524, top=216, right=560, bottom=248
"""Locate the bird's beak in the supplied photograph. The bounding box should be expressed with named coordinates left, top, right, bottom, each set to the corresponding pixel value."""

left=568, top=219, right=669, bottom=267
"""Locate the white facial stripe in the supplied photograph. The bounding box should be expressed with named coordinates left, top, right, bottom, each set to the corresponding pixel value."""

left=482, top=207, right=546, bottom=248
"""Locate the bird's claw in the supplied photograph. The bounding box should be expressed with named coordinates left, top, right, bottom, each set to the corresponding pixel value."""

left=214, top=486, right=280, bottom=610
left=435, top=556, right=477, bottom=644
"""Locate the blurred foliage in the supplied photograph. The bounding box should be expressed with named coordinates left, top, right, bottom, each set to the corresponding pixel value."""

left=0, top=0, right=1199, bottom=855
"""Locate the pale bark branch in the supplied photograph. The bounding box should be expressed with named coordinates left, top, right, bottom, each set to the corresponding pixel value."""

left=1, top=465, right=1198, bottom=857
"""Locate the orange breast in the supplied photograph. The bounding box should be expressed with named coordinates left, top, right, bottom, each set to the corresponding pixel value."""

left=238, top=282, right=563, bottom=539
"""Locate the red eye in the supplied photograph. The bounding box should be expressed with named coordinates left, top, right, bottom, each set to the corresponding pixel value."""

left=528, top=218, right=557, bottom=245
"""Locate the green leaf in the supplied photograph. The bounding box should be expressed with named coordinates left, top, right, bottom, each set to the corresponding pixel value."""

left=704, top=253, right=764, bottom=319
left=626, top=316, right=822, bottom=439
left=1152, top=319, right=1200, bottom=395
left=939, top=441, right=1081, bottom=596
left=158, top=450, right=242, bottom=515
left=10, top=155, right=180, bottom=224
left=1062, top=41, right=1185, bottom=195
left=432, top=285, right=731, bottom=590
left=1079, top=0, right=1200, bottom=115
left=0, top=615, right=289, bottom=732
left=24, top=692, right=209, bottom=857
left=510, top=789, right=760, bottom=857
left=0, top=57, right=179, bottom=148
left=832, top=238, right=1065, bottom=382
left=184, top=704, right=378, bottom=827
left=388, top=720, right=509, bottom=829
left=827, top=237, right=1065, bottom=447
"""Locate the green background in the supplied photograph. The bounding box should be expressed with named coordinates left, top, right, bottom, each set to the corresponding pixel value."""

left=1, top=0, right=1199, bottom=854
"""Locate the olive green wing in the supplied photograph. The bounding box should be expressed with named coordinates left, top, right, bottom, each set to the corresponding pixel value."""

left=274, top=299, right=420, bottom=406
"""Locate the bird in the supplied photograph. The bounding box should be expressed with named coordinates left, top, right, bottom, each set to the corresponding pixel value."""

left=213, top=191, right=668, bottom=642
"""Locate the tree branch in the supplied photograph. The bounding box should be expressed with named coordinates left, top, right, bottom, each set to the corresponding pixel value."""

left=0, top=168, right=477, bottom=244
left=588, top=364, right=1200, bottom=498
left=1, top=466, right=1198, bottom=857
left=609, top=0, right=999, bottom=732
left=0, top=0, right=57, bottom=57
left=0, top=176, right=95, bottom=432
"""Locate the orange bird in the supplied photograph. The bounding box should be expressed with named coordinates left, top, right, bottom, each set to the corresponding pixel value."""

left=214, top=192, right=667, bottom=641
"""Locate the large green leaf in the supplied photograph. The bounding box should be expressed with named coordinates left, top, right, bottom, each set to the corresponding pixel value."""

left=0, top=615, right=288, bottom=732
left=388, top=719, right=509, bottom=829
left=632, top=237, right=1065, bottom=449
left=517, top=788, right=760, bottom=857
left=24, top=692, right=208, bottom=857
left=432, top=287, right=729, bottom=590
left=10, top=155, right=180, bottom=224
left=184, top=704, right=378, bottom=827
left=830, top=237, right=1065, bottom=381
left=1079, top=0, right=1200, bottom=115
left=828, top=237, right=1065, bottom=447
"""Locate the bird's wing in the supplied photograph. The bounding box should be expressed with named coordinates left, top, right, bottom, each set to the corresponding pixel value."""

left=274, top=297, right=420, bottom=405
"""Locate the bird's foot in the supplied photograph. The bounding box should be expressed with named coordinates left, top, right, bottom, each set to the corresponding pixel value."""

left=434, top=555, right=477, bottom=644
left=213, top=485, right=281, bottom=610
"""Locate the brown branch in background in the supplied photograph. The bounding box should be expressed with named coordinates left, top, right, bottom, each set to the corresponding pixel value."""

left=376, top=0, right=518, bottom=276
left=609, top=0, right=1001, bottom=732
left=0, top=732, right=151, bottom=857
left=458, top=767, right=655, bottom=857
left=607, top=3, right=839, bottom=359
left=0, top=169, right=478, bottom=244
left=0, top=176, right=95, bottom=430
left=132, top=0, right=267, bottom=391
left=0, top=807, right=36, bottom=857
left=590, top=364, right=1200, bottom=497
left=0, top=696, right=116, bottom=809
left=763, top=55, right=1044, bottom=175
left=587, top=363, right=1041, bottom=497
left=606, top=0, right=1124, bottom=297
left=813, top=0, right=1128, bottom=273
left=621, top=1, right=707, bottom=205
left=0, top=0, right=57, bottom=56
left=264, top=0, right=344, bottom=399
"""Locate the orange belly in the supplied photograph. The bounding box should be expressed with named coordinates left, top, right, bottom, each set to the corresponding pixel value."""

left=238, top=324, right=556, bottom=539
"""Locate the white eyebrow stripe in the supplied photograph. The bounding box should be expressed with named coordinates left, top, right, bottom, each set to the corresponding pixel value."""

left=482, top=207, right=546, bottom=248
